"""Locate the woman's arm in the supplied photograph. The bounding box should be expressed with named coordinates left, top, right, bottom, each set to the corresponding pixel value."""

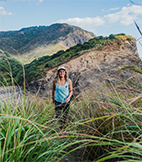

left=52, top=79, right=55, bottom=104
left=65, top=79, right=73, bottom=103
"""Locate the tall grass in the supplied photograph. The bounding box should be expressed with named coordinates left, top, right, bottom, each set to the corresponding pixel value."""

left=0, top=64, right=142, bottom=161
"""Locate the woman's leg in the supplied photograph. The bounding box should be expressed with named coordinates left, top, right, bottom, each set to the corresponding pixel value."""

left=55, top=101, right=62, bottom=119
left=62, top=102, right=70, bottom=123
left=55, top=101, right=65, bottom=129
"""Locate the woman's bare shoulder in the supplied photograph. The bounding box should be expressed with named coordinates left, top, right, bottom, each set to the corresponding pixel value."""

left=68, top=78, right=72, bottom=84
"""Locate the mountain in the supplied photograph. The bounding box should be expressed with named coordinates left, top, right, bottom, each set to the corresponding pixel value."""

left=0, top=23, right=95, bottom=63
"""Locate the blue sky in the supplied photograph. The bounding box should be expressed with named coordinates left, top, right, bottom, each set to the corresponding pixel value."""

left=0, top=0, right=142, bottom=57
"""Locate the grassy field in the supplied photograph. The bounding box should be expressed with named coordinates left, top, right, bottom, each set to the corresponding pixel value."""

left=0, top=65, right=142, bottom=162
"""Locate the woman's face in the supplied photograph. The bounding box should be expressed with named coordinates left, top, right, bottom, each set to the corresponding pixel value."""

left=58, top=69, right=66, bottom=78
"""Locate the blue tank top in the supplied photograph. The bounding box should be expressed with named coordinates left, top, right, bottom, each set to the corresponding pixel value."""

left=55, top=81, right=69, bottom=103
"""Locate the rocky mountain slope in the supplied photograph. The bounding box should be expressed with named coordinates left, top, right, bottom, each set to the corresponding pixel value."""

left=28, top=35, right=142, bottom=98
left=0, top=23, right=95, bottom=63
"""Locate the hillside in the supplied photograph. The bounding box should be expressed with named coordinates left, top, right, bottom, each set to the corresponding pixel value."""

left=0, top=23, right=95, bottom=63
left=28, top=34, right=141, bottom=97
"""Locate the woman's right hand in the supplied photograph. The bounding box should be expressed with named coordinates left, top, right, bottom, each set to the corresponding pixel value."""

left=52, top=99, right=55, bottom=104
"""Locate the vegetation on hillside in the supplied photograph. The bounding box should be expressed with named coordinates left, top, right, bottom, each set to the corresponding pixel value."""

left=0, top=26, right=46, bottom=54
left=0, top=33, right=133, bottom=86
left=0, top=52, right=23, bottom=86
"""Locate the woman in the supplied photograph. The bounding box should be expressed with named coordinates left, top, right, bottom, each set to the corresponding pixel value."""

left=52, top=66, right=73, bottom=128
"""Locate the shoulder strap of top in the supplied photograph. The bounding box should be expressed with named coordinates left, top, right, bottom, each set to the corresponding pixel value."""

left=55, top=78, right=57, bottom=83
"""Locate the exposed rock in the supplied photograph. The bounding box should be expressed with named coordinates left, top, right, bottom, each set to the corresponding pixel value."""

left=60, top=27, right=95, bottom=47
left=28, top=36, right=142, bottom=99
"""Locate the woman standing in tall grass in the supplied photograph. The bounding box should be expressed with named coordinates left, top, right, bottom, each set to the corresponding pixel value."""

left=52, top=66, right=73, bottom=128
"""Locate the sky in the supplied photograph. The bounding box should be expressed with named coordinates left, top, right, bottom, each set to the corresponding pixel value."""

left=0, top=0, right=142, bottom=57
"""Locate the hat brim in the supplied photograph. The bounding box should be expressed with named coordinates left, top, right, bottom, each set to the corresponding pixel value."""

left=58, top=68, right=66, bottom=71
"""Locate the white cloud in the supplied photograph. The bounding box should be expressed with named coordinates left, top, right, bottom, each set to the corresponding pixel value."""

left=39, top=0, right=43, bottom=3
left=57, top=4, right=142, bottom=33
left=102, top=7, right=119, bottom=12
left=104, top=5, right=142, bottom=25
left=57, top=17, right=105, bottom=32
left=0, top=6, right=12, bottom=15
left=108, top=7, right=119, bottom=11
left=37, top=0, right=43, bottom=5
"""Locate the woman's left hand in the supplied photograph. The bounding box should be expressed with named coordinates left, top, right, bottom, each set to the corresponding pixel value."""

left=65, top=97, right=70, bottom=103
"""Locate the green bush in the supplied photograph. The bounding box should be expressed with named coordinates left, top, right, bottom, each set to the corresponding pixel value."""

left=109, top=34, right=116, bottom=39
left=115, top=33, right=126, bottom=36
left=44, top=61, right=55, bottom=68
left=98, top=35, right=104, bottom=39
left=127, top=37, right=132, bottom=41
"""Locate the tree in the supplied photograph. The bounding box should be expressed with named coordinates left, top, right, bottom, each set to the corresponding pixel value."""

left=109, top=34, right=115, bottom=39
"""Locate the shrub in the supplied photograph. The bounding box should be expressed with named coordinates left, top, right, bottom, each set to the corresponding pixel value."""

left=127, top=37, right=132, bottom=41
left=109, top=34, right=116, bottom=39
left=44, top=61, right=55, bottom=68
left=98, top=35, right=104, bottom=39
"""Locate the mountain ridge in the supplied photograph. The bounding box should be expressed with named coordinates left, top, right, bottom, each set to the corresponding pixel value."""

left=0, top=23, right=95, bottom=63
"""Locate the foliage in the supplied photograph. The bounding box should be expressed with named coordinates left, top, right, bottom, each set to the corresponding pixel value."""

left=109, top=34, right=116, bottom=39
left=127, top=37, right=132, bottom=41
left=115, top=33, right=126, bottom=36
left=0, top=57, right=23, bottom=86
